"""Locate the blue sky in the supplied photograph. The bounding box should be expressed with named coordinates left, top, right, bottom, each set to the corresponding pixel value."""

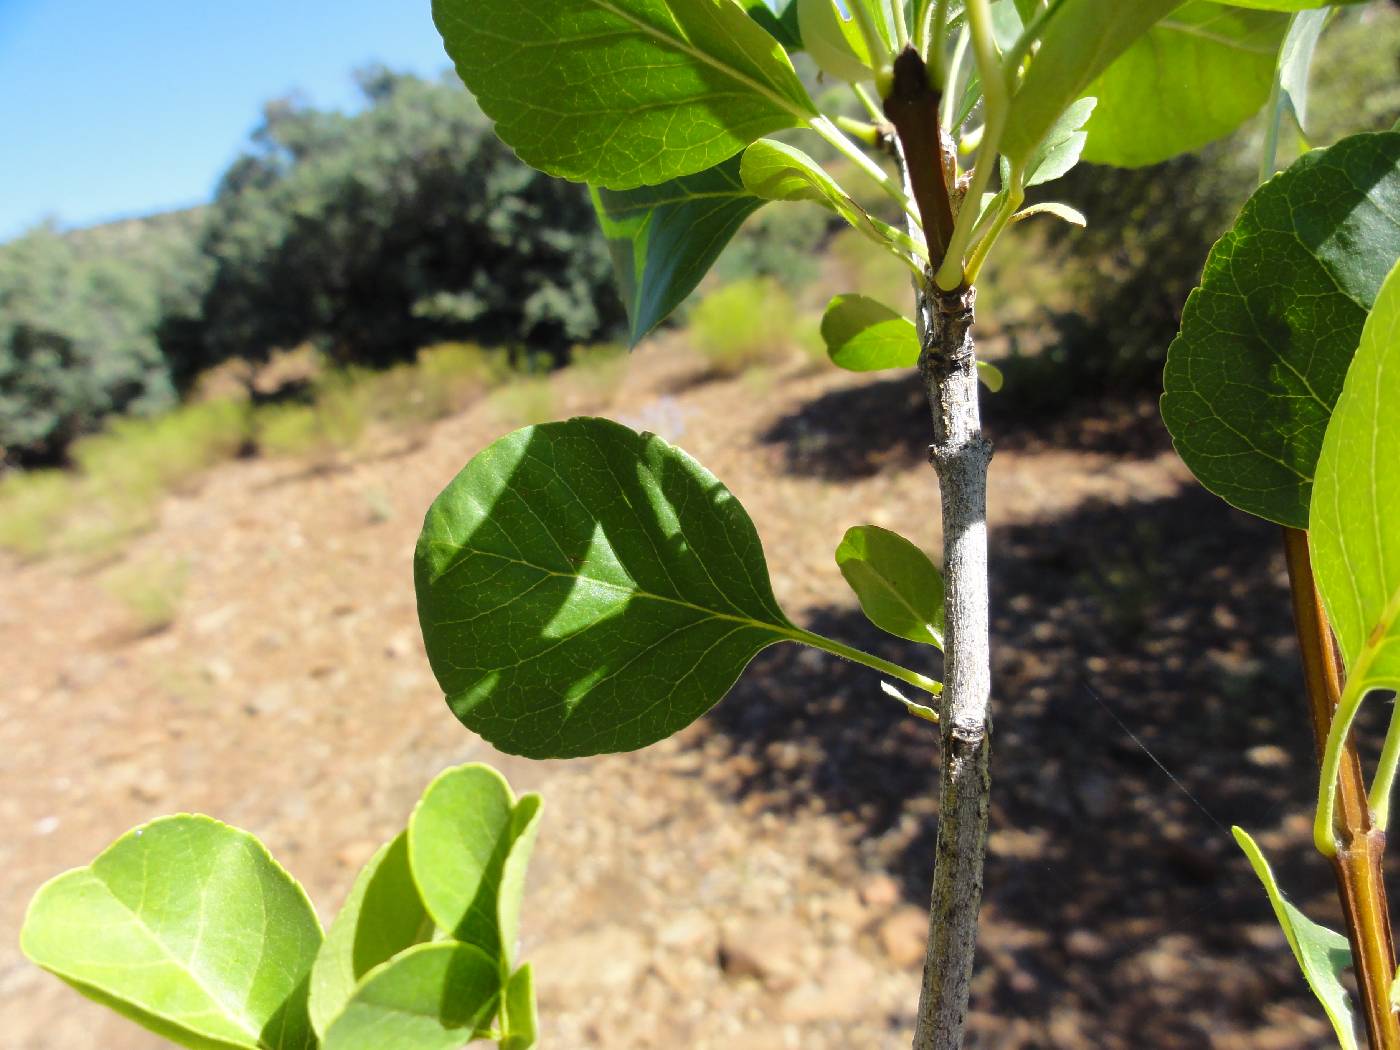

left=0, top=0, right=454, bottom=239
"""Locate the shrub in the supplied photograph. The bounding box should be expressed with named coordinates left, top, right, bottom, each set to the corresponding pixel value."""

left=102, top=555, right=189, bottom=635
left=179, top=68, right=625, bottom=383
left=688, top=278, right=806, bottom=376
left=0, top=224, right=183, bottom=464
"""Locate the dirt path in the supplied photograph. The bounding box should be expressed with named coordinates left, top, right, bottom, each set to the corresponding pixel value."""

left=2, top=345, right=1340, bottom=1048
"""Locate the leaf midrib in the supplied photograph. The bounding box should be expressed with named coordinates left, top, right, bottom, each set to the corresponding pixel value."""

left=65, top=866, right=264, bottom=1045
left=586, top=0, right=811, bottom=123
left=427, top=540, right=795, bottom=640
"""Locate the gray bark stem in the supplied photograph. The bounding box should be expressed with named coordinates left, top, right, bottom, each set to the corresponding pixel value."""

left=912, top=283, right=993, bottom=1050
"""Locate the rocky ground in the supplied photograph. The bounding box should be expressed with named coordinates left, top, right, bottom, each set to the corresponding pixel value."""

left=1, top=340, right=1354, bottom=1048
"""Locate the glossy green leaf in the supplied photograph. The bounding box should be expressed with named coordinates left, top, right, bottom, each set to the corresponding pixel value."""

left=740, top=139, right=924, bottom=261
left=408, top=763, right=540, bottom=961
left=1162, top=131, right=1400, bottom=527
left=746, top=0, right=803, bottom=48
left=1001, top=0, right=1186, bottom=173
left=309, top=832, right=432, bottom=1040
left=500, top=965, right=539, bottom=1050
left=1233, top=827, right=1358, bottom=1050
left=498, top=797, right=543, bottom=966
left=432, top=0, right=817, bottom=190
left=415, top=417, right=798, bottom=758
left=1079, top=3, right=1288, bottom=168
left=1026, top=97, right=1096, bottom=188
left=799, top=0, right=876, bottom=82
left=1310, top=258, right=1400, bottom=697
left=21, top=816, right=321, bottom=1050
left=1215, top=0, right=1359, bottom=9
left=1277, top=8, right=1331, bottom=138
left=592, top=158, right=765, bottom=345
left=822, top=294, right=919, bottom=371
left=836, top=525, right=945, bottom=648
left=320, top=942, right=501, bottom=1050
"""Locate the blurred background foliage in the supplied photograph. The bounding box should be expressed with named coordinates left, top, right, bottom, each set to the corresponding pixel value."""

left=0, top=6, right=1396, bottom=469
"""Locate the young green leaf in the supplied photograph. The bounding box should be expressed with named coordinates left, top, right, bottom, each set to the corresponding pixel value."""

left=1025, top=97, right=1096, bottom=188
left=1217, top=0, right=1360, bottom=9
left=1079, top=3, right=1289, bottom=168
left=836, top=525, right=945, bottom=649
left=432, top=0, right=817, bottom=190
left=320, top=942, right=501, bottom=1050
left=1276, top=8, right=1331, bottom=140
left=309, top=832, right=433, bottom=1040
left=1010, top=202, right=1087, bottom=227
left=1310, top=258, right=1400, bottom=730
left=977, top=361, right=1005, bottom=393
left=415, top=417, right=799, bottom=758
left=591, top=158, right=765, bottom=346
left=799, top=0, right=876, bottom=82
left=740, top=139, right=925, bottom=263
left=822, top=294, right=920, bottom=372
left=500, top=965, right=539, bottom=1050
left=21, top=815, right=322, bottom=1050
left=1233, top=827, right=1358, bottom=1050
left=407, top=763, right=536, bottom=958
left=746, top=0, right=804, bottom=48
left=1162, top=130, right=1400, bottom=528
left=498, top=797, right=543, bottom=967
left=1000, top=0, right=1186, bottom=174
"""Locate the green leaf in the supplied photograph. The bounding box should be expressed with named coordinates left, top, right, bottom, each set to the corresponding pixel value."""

left=1079, top=3, right=1289, bottom=168
left=822, top=294, right=919, bottom=372
left=21, top=816, right=321, bottom=1050
left=1026, top=97, right=1096, bottom=187
left=977, top=361, right=1005, bottom=392
left=415, top=417, right=798, bottom=758
left=1010, top=201, right=1087, bottom=227
left=1310, top=258, right=1400, bottom=698
left=740, top=139, right=924, bottom=262
left=320, top=943, right=501, bottom=1050
left=746, top=0, right=803, bottom=48
left=592, top=158, right=765, bottom=345
left=1232, top=827, right=1358, bottom=1050
left=408, top=763, right=540, bottom=960
left=432, top=0, right=817, bottom=190
left=799, top=0, right=876, bottom=82
left=1161, top=131, right=1400, bottom=527
left=309, top=832, right=433, bottom=1040
left=836, top=525, right=945, bottom=648
left=1214, top=0, right=1359, bottom=9
left=500, top=965, right=539, bottom=1050
left=1001, top=0, right=1187, bottom=173
left=1275, top=7, right=1330, bottom=139
left=498, top=797, right=543, bottom=966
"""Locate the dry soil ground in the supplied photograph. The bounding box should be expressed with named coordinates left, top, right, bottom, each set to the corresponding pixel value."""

left=1, top=342, right=1355, bottom=1048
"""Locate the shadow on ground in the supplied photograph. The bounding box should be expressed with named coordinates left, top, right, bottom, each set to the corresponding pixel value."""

left=701, top=472, right=1372, bottom=1048
left=758, top=369, right=1176, bottom=482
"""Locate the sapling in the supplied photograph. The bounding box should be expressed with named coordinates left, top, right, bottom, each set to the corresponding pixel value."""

left=22, top=2, right=1392, bottom=1049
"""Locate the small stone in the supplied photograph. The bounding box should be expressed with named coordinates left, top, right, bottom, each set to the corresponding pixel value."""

left=1246, top=744, right=1289, bottom=768
left=532, top=926, right=649, bottom=1000
left=1064, top=928, right=1109, bottom=960
left=719, top=916, right=811, bottom=989
left=858, top=872, right=901, bottom=910
left=335, top=839, right=379, bottom=870
left=878, top=907, right=929, bottom=969
left=201, top=659, right=234, bottom=685
left=777, top=951, right=878, bottom=1023
left=658, top=911, right=717, bottom=956
left=33, top=816, right=60, bottom=836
